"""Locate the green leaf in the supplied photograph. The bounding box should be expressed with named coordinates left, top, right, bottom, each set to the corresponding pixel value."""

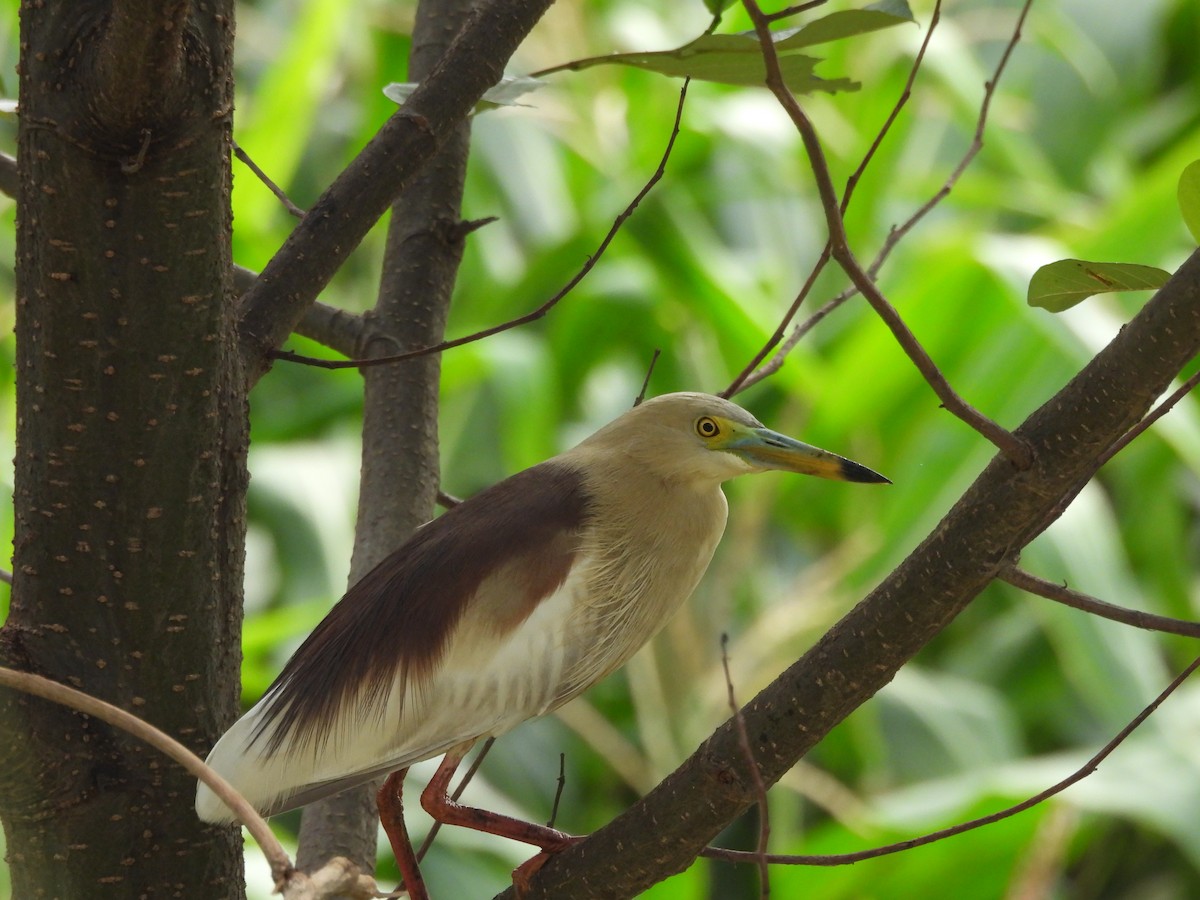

left=547, top=2, right=913, bottom=94
left=774, top=1, right=915, bottom=50
left=1177, top=159, right=1200, bottom=244
left=702, top=0, right=738, bottom=14
left=1027, top=259, right=1171, bottom=312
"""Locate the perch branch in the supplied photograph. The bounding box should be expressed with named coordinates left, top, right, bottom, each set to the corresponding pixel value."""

left=701, top=654, right=1200, bottom=867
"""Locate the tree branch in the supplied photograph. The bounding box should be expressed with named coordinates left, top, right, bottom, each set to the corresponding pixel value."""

left=739, top=0, right=1032, bottom=468
left=504, top=247, right=1200, bottom=898
left=701, top=654, right=1200, bottom=867
left=237, top=0, right=556, bottom=384
left=726, top=0, right=943, bottom=397
left=1000, top=566, right=1200, bottom=639
left=266, top=79, right=691, bottom=373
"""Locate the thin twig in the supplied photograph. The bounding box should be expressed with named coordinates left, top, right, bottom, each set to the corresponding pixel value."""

left=721, top=635, right=770, bottom=898
left=548, top=752, right=567, bottom=828
left=702, top=654, right=1200, bottom=867
left=0, top=667, right=296, bottom=891
left=726, top=0, right=941, bottom=397
left=271, top=79, right=693, bottom=372
left=764, top=0, right=828, bottom=24
left=739, top=0, right=1031, bottom=468
left=233, top=140, right=306, bottom=219
left=1000, top=566, right=1200, bottom=639
left=1026, top=367, right=1200, bottom=546
left=437, top=489, right=463, bottom=509
left=1099, top=368, right=1200, bottom=468
left=0, top=568, right=12, bottom=585
left=415, top=737, right=496, bottom=863
left=635, top=349, right=662, bottom=406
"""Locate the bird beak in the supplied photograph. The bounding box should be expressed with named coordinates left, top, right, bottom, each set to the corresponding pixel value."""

left=719, top=423, right=890, bottom=484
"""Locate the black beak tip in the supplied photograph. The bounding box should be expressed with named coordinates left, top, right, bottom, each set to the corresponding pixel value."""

left=841, top=459, right=891, bottom=485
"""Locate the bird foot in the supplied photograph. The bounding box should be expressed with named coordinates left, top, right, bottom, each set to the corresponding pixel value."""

left=511, top=835, right=582, bottom=898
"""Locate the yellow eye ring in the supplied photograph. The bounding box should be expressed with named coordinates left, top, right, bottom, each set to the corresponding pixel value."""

left=695, top=416, right=721, bottom=438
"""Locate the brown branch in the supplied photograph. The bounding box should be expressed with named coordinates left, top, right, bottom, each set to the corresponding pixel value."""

left=0, top=568, right=11, bottom=586
left=1000, top=566, right=1200, bottom=639
left=764, top=1, right=828, bottom=24
left=233, top=264, right=364, bottom=359
left=237, top=0, right=558, bottom=385
left=1025, top=367, right=1200, bottom=546
left=268, top=79, right=693, bottom=373
left=739, top=0, right=1031, bottom=468
left=548, top=752, right=568, bottom=829
left=502, top=243, right=1200, bottom=898
left=233, top=140, right=306, bottom=218
left=722, top=635, right=770, bottom=899
left=635, top=348, right=662, bottom=406
left=701, top=654, right=1200, bottom=867
left=725, top=0, right=941, bottom=396
left=0, top=667, right=296, bottom=891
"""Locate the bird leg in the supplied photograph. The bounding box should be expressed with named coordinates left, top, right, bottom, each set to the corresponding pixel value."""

left=421, top=745, right=581, bottom=892
left=377, top=768, right=429, bottom=900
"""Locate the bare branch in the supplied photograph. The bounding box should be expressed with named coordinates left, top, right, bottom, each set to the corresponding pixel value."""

left=234, top=264, right=364, bottom=359
left=702, top=654, right=1200, bottom=867
left=0, top=667, right=293, bottom=891
left=234, top=140, right=306, bottom=218
left=268, top=79, right=693, bottom=373
left=237, top=0, right=557, bottom=384
left=765, top=1, right=828, bottom=24
left=1000, top=566, right=1200, bottom=639
left=738, top=0, right=1031, bottom=467
left=548, top=753, right=568, bottom=829
left=1025, top=368, right=1200, bottom=546
left=722, top=635, right=770, bottom=899
left=726, top=1, right=942, bottom=397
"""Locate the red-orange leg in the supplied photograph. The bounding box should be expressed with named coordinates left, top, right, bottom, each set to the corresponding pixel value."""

left=377, top=768, right=428, bottom=900
left=421, top=743, right=583, bottom=893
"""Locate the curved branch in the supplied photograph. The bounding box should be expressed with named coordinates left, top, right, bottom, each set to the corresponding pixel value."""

left=237, top=0, right=556, bottom=385
left=701, top=654, right=1200, bottom=867
left=740, top=0, right=1033, bottom=468
left=1000, top=567, right=1200, bottom=639
left=0, top=667, right=290, bottom=887
left=503, top=239, right=1200, bottom=896
left=266, top=79, right=691, bottom=373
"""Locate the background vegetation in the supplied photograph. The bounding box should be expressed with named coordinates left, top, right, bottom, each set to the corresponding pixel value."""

left=2, top=0, right=1199, bottom=897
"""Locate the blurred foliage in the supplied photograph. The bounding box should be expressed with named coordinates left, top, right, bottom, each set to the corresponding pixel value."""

left=2, top=0, right=1200, bottom=898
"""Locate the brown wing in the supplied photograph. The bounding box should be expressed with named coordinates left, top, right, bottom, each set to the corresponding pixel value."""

left=253, top=459, right=592, bottom=754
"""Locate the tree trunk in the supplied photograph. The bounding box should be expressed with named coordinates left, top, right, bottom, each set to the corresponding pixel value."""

left=0, top=3, right=247, bottom=897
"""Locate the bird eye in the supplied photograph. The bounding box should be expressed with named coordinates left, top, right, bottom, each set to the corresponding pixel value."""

left=695, top=416, right=720, bottom=438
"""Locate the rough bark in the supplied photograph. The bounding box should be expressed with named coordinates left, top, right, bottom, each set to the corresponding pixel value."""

left=0, top=1, right=247, bottom=898
left=503, top=253, right=1200, bottom=898
left=292, top=0, right=478, bottom=882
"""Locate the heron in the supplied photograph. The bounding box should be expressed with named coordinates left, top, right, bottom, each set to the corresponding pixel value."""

left=196, top=392, right=887, bottom=897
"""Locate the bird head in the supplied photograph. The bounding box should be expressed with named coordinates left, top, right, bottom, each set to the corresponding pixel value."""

left=580, top=393, right=889, bottom=486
